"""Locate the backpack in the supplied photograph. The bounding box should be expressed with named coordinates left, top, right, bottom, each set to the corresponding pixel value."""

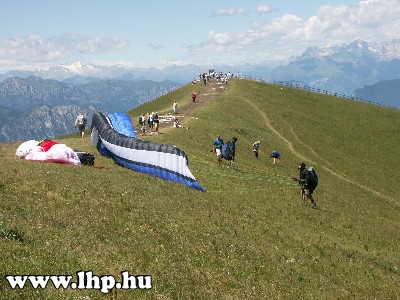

left=221, top=141, right=232, bottom=160
left=75, top=152, right=95, bottom=166
left=307, top=167, right=318, bottom=189
left=270, top=151, right=280, bottom=158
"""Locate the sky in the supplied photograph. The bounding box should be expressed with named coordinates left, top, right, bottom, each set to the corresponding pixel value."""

left=0, top=0, right=400, bottom=72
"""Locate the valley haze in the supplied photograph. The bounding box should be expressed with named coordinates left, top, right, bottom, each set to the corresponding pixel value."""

left=1, top=38, right=400, bottom=143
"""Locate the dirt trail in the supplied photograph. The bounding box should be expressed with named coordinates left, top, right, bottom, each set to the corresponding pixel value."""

left=185, top=80, right=228, bottom=117
left=243, top=97, right=399, bottom=206
left=286, top=122, right=335, bottom=169
left=158, top=80, right=228, bottom=129
left=156, top=79, right=397, bottom=206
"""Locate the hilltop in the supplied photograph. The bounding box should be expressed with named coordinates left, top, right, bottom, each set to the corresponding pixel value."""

left=0, top=78, right=399, bottom=299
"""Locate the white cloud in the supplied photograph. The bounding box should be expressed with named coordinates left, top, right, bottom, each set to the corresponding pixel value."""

left=1, top=0, right=400, bottom=71
left=256, top=5, right=277, bottom=14
left=207, top=31, right=237, bottom=45
left=192, top=0, right=400, bottom=63
left=0, top=34, right=126, bottom=68
left=210, top=7, right=249, bottom=16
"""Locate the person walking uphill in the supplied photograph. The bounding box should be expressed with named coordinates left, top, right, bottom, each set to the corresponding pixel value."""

left=212, top=134, right=224, bottom=164
left=296, top=163, right=318, bottom=208
left=221, top=136, right=238, bottom=168
left=192, top=91, right=197, bottom=102
left=74, top=112, right=87, bottom=138
left=227, top=137, right=237, bottom=164
left=253, top=141, right=260, bottom=158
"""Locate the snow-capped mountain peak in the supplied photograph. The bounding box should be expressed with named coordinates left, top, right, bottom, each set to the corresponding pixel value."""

left=61, top=61, right=87, bottom=73
left=295, top=39, right=400, bottom=62
left=53, top=61, right=97, bottom=74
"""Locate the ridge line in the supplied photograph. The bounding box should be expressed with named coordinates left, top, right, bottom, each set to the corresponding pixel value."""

left=243, top=97, right=399, bottom=207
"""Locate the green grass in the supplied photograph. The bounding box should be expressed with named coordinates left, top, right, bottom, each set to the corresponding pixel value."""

left=0, top=79, right=399, bottom=299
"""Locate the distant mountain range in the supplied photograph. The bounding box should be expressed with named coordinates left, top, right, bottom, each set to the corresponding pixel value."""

left=266, top=39, right=400, bottom=98
left=0, top=38, right=399, bottom=142
left=0, top=77, right=181, bottom=142
left=354, top=79, right=400, bottom=108
left=0, top=62, right=205, bottom=84
left=1, top=39, right=400, bottom=95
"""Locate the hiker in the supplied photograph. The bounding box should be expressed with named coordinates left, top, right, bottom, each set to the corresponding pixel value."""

left=74, top=112, right=87, bottom=138
left=173, top=101, right=178, bottom=114
left=148, top=112, right=154, bottom=132
left=223, top=136, right=238, bottom=167
left=297, top=163, right=317, bottom=208
left=253, top=141, right=260, bottom=158
left=173, top=118, right=189, bottom=129
left=140, top=114, right=147, bottom=136
left=229, top=137, right=237, bottom=161
left=153, top=112, right=159, bottom=134
left=191, top=91, right=197, bottom=102
left=212, top=134, right=224, bottom=164
left=269, top=151, right=281, bottom=164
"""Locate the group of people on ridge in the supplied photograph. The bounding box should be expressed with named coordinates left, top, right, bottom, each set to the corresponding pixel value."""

left=212, top=134, right=237, bottom=166
left=252, top=140, right=281, bottom=163
left=74, top=74, right=318, bottom=209
left=138, top=112, right=160, bottom=135
left=213, top=134, right=281, bottom=166
left=212, top=133, right=318, bottom=209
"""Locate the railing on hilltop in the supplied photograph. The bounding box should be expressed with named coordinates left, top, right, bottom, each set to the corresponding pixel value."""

left=245, top=76, right=399, bottom=110
left=134, top=76, right=399, bottom=111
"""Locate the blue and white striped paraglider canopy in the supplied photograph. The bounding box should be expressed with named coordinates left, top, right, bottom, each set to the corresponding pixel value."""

left=91, top=111, right=206, bottom=192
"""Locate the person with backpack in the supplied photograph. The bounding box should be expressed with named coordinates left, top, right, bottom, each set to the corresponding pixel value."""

left=212, top=134, right=224, bottom=164
left=296, top=162, right=318, bottom=208
left=253, top=141, right=260, bottom=158
left=229, top=137, right=237, bottom=161
left=269, top=150, right=281, bottom=164
left=221, top=136, right=238, bottom=167
left=74, top=112, right=87, bottom=138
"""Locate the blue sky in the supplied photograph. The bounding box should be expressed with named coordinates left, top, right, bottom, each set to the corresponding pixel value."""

left=0, top=0, right=399, bottom=72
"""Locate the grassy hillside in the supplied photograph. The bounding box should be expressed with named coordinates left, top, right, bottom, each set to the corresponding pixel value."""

left=0, top=79, right=399, bottom=299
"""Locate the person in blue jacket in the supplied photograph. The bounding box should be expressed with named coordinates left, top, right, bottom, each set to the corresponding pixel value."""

left=212, top=134, right=224, bottom=164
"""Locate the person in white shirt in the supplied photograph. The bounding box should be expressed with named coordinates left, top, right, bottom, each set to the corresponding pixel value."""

left=173, top=101, right=178, bottom=114
left=74, top=112, right=87, bottom=138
